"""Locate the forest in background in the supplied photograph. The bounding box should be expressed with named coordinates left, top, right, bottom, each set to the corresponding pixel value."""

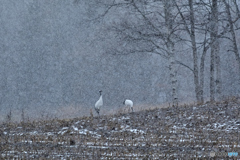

left=0, top=0, right=239, bottom=121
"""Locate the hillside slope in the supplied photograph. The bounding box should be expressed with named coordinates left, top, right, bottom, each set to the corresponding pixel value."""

left=1, top=97, right=240, bottom=159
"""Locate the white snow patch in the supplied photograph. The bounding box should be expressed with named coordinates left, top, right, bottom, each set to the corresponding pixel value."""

left=72, top=125, right=78, bottom=131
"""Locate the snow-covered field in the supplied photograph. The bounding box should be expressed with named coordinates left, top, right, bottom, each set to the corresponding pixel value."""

left=0, top=97, right=240, bottom=159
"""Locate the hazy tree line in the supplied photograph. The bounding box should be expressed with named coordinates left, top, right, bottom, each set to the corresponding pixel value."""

left=93, top=0, right=240, bottom=105
left=0, top=0, right=239, bottom=120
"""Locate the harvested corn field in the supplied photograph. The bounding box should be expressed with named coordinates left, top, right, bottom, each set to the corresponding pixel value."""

left=1, top=98, right=240, bottom=159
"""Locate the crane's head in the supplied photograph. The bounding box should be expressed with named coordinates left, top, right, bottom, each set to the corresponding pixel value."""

left=99, top=90, right=102, bottom=95
left=123, top=99, right=126, bottom=105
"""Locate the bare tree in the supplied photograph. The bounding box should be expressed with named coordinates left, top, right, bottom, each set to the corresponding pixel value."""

left=175, top=0, right=230, bottom=103
left=164, top=0, right=178, bottom=106
left=222, top=0, right=240, bottom=78
left=175, top=0, right=202, bottom=103
left=95, top=0, right=180, bottom=106
left=94, top=0, right=240, bottom=105
left=175, top=0, right=219, bottom=103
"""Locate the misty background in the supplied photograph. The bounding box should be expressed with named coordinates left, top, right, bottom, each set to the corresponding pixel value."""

left=0, top=0, right=239, bottom=121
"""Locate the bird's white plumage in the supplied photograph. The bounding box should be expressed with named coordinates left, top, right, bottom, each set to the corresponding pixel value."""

left=95, top=91, right=103, bottom=115
left=123, top=99, right=133, bottom=112
left=95, top=95, right=103, bottom=109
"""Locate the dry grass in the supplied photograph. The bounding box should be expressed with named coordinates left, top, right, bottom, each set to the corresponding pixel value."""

left=0, top=97, right=240, bottom=159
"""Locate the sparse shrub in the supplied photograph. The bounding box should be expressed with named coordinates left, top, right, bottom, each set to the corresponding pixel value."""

left=6, top=109, right=12, bottom=123
left=21, top=108, right=25, bottom=123
left=90, top=109, right=93, bottom=118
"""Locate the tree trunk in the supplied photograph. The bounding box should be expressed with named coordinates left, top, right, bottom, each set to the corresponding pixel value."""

left=210, top=50, right=215, bottom=102
left=215, top=43, right=221, bottom=100
left=168, top=44, right=178, bottom=107
left=200, top=46, right=207, bottom=104
left=164, top=0, right=178, bottom=106
left=213, top=0, right=221, bottom=100
left=189, top=0, right=201, bottom=103
left=210, top=0, right=219, bottom=102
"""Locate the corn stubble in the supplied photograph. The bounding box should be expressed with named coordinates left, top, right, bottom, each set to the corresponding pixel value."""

left=0, top=97, right=240, bottom=159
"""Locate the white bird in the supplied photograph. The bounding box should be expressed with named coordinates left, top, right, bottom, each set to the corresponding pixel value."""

left=95, top=90, right=103, bottom=116
left=123, top=99, right=133, bottom=112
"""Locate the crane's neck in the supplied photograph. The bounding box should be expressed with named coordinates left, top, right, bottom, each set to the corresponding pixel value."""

left=99, top=95, right=103, bottom=102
